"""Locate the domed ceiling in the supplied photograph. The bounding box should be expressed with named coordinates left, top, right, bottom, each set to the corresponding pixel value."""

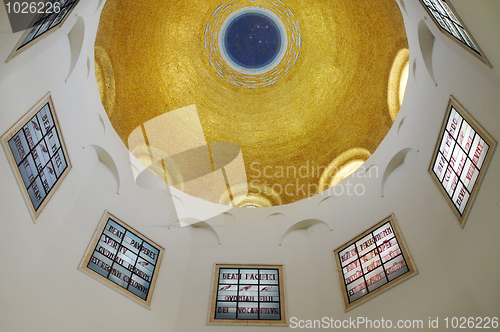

left=94, top=0, right=408, bottom=207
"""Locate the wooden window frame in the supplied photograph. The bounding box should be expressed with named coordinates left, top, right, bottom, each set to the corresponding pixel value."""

left=6, top=0, right=80, bottom=61
left=333, top=214, right=418, bottom=312
left=78, top=211, right=165, bottom=309
left=208, top=264, right=286, bottom=326
left=1, top=93, right=71, bottom=222
left=419, top=0, right=491, bottom=67
left=429, top=96, right=496, bottom=227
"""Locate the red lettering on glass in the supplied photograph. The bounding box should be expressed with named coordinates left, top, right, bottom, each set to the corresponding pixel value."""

left=42, top=114, right=50, bottom=131
left=14, top=135, right=26, bottom=159
left=464, top=134, right=473, bottom=153
left=456, top=187, right=467, bottom=207
left=345, top=270, right=363, bottom=283
left=465, top=164, right=475, bottom=181
left=472, top=142, right=483, bottom=166
left=449, top=117, right=458, bottom=136
left=366, top=273, right=383, bottom=286
left=386, top=260, right=406, bottom=275
left=456, top=156, right=465, bottom=175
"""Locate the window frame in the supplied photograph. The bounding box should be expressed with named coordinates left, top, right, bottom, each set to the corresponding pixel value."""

left=78, top=210, right=165, bottom=309
left=7, top=0, right=80, bottom=60
left=333, top=214, right=418, bottom=312
left=208, top=264, right=287, bottom=326
left=429, top=96, right=496, bottom=227
left=419, top=0, right=491, bottom=66
left=1, top=93, right=71, bottom=222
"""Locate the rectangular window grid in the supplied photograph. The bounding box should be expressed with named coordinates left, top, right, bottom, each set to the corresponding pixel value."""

left=209, top=264, right=286, bottom=325
left=420, top=0, right=483, bottom=58
left=1, top=94, right=70, bottom=220
left=7, top=101, right=68, bottom=211
left=430, top=97, right=496, bottom=227
left=334, top=215, right=417, bottom=312
left=79, top=211, right=164, bottom=308
left=17, top=0, right=79, bottom=51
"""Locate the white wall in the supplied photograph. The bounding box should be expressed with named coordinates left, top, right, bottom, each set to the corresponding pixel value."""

left=0, top=1, right=499, bottom=331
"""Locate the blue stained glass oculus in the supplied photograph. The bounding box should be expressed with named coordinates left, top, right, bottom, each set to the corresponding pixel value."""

left=204, top=2, right=301, bottom=87
left=224, top=13, right=282, bottom=69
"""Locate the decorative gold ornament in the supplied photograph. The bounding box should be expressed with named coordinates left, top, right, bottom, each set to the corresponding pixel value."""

left=204, top=0, right=301, bottom=88
left=95, top=0, right=408, bottom=206
left=388, top=48, right=410, bottom=122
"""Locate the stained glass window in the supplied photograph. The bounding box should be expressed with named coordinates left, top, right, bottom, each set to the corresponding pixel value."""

left=2, top=94, right=70, bottom=220
left=16, top=0, right=79, bottom=51
left=79, top=211, right=164, bottom=308
left=209, top=265, right=286, bottom=325
left=334, top=215, right=417, bottom=311
left=420, top=0, right=484, bottom=60
left=430, top=97, right=496, bottom=227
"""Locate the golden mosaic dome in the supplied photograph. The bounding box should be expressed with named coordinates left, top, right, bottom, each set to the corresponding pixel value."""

left=95, top=0, right=408, bottom=207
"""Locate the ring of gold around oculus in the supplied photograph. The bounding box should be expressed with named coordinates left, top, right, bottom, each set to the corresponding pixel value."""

left=218, top=7, right=288, bottom=75
left=204, top=1, right=301, bottom=88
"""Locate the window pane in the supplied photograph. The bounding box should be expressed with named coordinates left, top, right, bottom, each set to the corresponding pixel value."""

left=420, top=0, right=482, bottom=56
left=17, top=0, right=79, bottom=50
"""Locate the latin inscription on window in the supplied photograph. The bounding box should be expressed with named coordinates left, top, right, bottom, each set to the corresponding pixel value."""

left=430, top=97, right=495, bottom=226
left=209, top=265, right=286, bottom=325
left=79, top=212, right=164, bottom=308
left=7, top=102, right=67, bottom=210
left=1, top=94, right=70, bottom=220
left=334, top=215, right=417, bottom=311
